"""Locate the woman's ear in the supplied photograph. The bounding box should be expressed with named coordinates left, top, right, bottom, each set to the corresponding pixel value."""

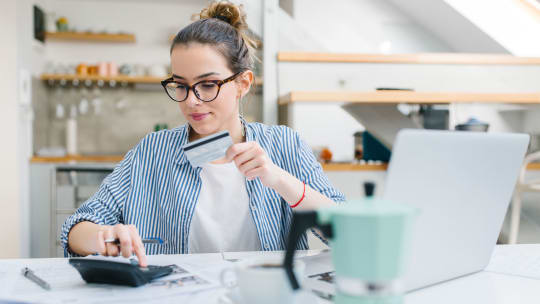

left=237, top=70, right=254, bottom=99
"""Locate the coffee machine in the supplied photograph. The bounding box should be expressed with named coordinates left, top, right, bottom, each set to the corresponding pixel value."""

left=284, top=183, right=416, bottom=304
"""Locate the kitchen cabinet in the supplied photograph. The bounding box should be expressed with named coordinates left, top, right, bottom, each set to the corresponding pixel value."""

left=30, top=163, right=114, bottom=258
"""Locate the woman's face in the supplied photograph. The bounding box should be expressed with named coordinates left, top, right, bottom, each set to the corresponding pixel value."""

left=170, top=43, right=251, bottom=138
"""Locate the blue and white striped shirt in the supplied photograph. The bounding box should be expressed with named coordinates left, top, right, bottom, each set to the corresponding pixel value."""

left=61, top=122, right=346, bottom=256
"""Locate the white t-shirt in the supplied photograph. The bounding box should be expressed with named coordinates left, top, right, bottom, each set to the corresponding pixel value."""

left=188, top=161, right=261, bottom=253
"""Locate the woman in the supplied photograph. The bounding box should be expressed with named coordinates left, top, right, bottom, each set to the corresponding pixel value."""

left=61, top=1, right=345, bottom=267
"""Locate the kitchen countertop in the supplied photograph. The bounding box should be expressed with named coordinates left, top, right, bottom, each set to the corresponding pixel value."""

left=31, top=155, right=124, bottom=163
left=30, top=156, right=540, bottom=171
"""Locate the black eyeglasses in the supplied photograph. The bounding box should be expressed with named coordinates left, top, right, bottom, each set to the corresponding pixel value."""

left=161, top=71, right=243, bottom=103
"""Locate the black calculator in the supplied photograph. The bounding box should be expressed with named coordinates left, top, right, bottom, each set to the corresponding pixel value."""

left=69, top=258, right=174, bottom=287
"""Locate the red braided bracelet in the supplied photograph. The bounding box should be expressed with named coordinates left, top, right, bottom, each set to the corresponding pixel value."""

left=290, top=182, right=306, bottom=208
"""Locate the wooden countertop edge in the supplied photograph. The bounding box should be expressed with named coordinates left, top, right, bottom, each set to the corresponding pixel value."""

left=31, top=157, right=540, bottom=171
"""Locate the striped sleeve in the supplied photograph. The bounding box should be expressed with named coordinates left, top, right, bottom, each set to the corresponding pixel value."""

left=60, top=147, right=137, bottom=257
left=292, top=129, right=346, bottom=204
left=276, top=126, right=346, bottom=246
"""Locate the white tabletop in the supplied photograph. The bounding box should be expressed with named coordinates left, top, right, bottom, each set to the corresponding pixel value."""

left=1, top=245, right=539, bottom=304
left=406, top=271, right=540, bottom=304
left=406, top=244, right=540, bottom=304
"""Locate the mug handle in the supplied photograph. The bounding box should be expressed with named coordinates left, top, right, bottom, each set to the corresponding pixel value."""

left=219, top=268, right=237, bottom=289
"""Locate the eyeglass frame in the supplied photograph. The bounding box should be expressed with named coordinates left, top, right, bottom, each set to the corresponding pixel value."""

left=161, top=71, right=245, bottom=103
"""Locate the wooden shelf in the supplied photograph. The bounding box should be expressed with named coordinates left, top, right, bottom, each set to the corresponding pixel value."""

left=45, top=32, right=136, bottom=43
left=41, top=74, right=263, bottom=86
left=277, top=52, right=540, bottom=65
left=279, top=91, right=540, bottom=105
left=527, top=162, right=540, bottom=170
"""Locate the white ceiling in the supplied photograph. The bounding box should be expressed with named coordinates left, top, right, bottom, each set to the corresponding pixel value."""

left=387, top=0, right=509, bottom=53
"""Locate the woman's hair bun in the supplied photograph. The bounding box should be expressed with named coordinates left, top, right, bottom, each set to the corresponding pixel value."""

left=197, top=1, right=248, bottom=32
left=178, top=0, right=260, bottom=69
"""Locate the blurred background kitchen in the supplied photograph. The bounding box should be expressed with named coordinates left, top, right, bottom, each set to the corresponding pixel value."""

left=2, top=0, right=540, bottom=259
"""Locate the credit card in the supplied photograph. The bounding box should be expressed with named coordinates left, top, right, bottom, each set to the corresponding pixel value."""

left=183, top=130, right=233, bottom=167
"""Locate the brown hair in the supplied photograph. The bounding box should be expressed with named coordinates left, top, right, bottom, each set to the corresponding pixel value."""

left=170, top=1, right=259, bottom=74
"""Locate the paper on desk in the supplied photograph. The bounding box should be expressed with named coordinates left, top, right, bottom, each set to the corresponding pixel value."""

left=485, top=244, right=540, bottom=280
left=0, top=251, right=334, bottom=304
left=0, top=262, right=19, bottom=296
left=0, top=255, right=228, bottom=304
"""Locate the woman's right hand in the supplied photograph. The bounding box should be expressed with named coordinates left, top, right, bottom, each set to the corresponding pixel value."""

left=96, top=224, right=148, bottom=267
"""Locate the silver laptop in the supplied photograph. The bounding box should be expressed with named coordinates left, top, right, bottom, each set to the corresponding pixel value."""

left=386, top=129, right=529, bottom=291
left=303, top=129, right=529, bottom=295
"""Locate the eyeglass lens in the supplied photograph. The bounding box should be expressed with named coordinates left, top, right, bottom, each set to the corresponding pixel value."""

left=165, top=82, right=220, bottom=102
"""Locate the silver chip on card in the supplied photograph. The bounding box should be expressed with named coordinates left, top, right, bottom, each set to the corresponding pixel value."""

left=183, top=130, right=233, bottom=167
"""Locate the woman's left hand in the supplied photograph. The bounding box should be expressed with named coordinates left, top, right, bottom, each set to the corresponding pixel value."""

left=226, top=142, right=283, bottom=188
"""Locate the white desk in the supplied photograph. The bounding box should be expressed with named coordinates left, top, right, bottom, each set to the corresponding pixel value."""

left=1, top=245, right=539, bottom=303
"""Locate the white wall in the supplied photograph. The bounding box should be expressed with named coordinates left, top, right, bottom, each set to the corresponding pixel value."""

left=8, top=0, right=60, bottom=258
left=0, top=0, right=21, bottom=258
left=388, top=0, right=508, bottom=53
left=277, top=7, right=328, bottom=51
left=292, top=0, right=452, bottom=53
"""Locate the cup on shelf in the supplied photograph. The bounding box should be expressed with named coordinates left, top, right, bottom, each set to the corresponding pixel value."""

left=76, top=63, right=88, bottom=76
left=55, top=16, right=69, bottom=32
left=88, top=65, right=98, bottom=76
left=119, top=64, right=134, bottom=76
left=108, top=62, right=118, bottom=77
left=98, top=62, right=108, bottom=77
